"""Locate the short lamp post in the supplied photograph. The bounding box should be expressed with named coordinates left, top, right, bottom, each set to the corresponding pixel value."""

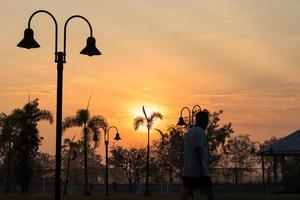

left=177, top=105, right=201, bottom=128
left=17, top=10, right=101, bottom=200
left=102, top=126, right=121, bottom=196
left=251, top=142, right=267, bottom=194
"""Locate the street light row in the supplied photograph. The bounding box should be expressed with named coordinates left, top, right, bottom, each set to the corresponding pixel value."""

left=17, top=9, right=210, bottom=199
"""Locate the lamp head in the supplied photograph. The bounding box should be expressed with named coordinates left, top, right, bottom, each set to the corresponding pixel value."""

left=17, top=28, right=40, bottom=49
left=114, top=132, right=121, bottom=141
left=177, top=116, right=186, bottom=126
left=80, top=36, right=101, bottom=56
left=92, top=133, right=99, bottom=142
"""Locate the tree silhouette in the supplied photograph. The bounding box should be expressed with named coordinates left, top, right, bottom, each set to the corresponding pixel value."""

left=61, top=140, right=103, bottom=187
left=62, top=109, right=107, bottom=195
left=152, top=109, right=233, bottom=183
left=206, top=110, right=234, bottom=167
left=0, top=113, right=17, bottom=193
left=110, top=145, right=147, bottom=194
left=133, top=106, right=162, bottom=196
left=11, top=98, right=53, bottom=194
left=152, top=126, right=187, bottom=184
left=223, top=134, right=257, bottom=184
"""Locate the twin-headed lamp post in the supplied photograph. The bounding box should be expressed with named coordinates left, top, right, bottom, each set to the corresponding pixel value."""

left=17, top=10, right=101, bottom=200
left=177, top=105, right=202, bottom=127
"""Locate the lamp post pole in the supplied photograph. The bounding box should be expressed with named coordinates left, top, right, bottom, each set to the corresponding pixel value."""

left=104, top=126, right=121, bottom=196
left=17, top=10, right=101, bottom=200
left=105, top=139, right=109, bottom=196
left=56, top=51, right=64, bottom=199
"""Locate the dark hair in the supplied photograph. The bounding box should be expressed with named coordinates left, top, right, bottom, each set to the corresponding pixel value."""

left=195, top=111, right=209, bottom=128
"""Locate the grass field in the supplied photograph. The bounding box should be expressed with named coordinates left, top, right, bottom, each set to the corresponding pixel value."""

left=1, top=193, right=300, bottom=200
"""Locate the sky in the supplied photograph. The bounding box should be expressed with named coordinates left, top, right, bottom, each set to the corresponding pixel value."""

left=0, top=0, right=300, bottom=155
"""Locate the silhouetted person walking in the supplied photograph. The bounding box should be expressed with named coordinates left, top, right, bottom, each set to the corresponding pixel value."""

left=181, top=111, right=216, bottom=200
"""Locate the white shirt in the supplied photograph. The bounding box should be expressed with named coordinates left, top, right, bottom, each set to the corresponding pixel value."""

left=183, top=126, right=209, bottom=177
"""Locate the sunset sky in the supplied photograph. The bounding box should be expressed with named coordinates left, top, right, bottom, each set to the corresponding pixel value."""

left=1, top=0, right=300, bottom=155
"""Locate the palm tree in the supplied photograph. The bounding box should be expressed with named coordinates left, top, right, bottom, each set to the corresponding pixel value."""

left=62, top=135, right=78, bottom=195
left=62, top=109, right=108, bottom=196
left=11, top=98, right=53, bottom=194
left=133, top=106, right=162, bottom=196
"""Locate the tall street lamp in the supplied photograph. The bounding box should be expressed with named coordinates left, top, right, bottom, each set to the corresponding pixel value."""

left=95, top=126, right=121, bottom=196
left=17, top=10, right=101, bottom=200
left=177, top=105, right=202, bottom=127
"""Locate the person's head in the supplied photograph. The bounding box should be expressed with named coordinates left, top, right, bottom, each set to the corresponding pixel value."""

left=195, top=111, right=209, bottom=130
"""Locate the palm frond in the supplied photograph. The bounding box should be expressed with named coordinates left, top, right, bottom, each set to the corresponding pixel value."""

left=63, top=138, right=72, bottom=144
left=154, top=128, right=164, bottom=138
left=149, top=112, right=163, bottom=122
left=75, top=109, right=90, bottom=125
left=62, top=116, right=80, bottom=131
left=87, top=115, right=108, bottom=132
left=142, top=105, right=149, bottom=121
left=154, top=128, right=167, bottom=146
left=34, top=109, right=53, bottom=124
left=10, top=108, right=25, bottom=124
left=133, top=116, right=146, bottom=130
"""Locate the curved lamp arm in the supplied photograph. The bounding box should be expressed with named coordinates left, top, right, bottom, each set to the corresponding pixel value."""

left=192, top=105, right=201, bottom=114
left=106, top=126, right=119, bottom=143
left=63, top=15, right=93, bottom=63
left=191, top=104, right=201, bottom=125
left=180, top=107, right=191, bottom=125
left=28, top=10, right=58, bottom=62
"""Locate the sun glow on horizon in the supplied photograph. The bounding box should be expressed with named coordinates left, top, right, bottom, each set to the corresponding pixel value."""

left=2, top=0, right=300, bottom=155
